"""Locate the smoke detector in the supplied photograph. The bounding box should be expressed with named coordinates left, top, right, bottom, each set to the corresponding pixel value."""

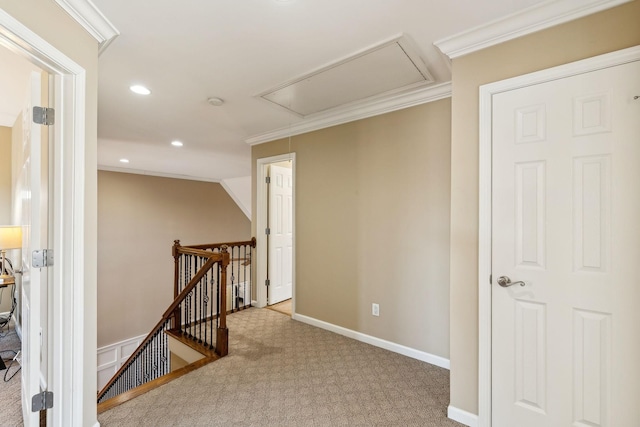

left=207, top=97, right=224, bottom=106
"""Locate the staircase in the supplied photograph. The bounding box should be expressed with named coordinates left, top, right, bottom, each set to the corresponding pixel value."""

left=97, top=238, right=255, bottom=410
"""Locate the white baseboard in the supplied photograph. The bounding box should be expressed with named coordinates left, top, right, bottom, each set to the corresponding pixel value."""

left=292, top=313, right=450, bottom=369
left=447, top=405, right=479, bottom=427
left=252, top=299, right=266, bottom=308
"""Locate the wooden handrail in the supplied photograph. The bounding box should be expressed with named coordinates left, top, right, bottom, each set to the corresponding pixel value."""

left=98, top=249, right=227, bottom=401
left=175, top=246, right=225, bottom=258
left=185, top=237, right=256, bottom=251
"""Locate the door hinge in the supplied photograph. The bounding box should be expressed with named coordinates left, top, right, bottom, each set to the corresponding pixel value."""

left=265, top=279, right=270, bottom=287
left=265, top=228, right=271, bottom=235
left=32, top=391, right=53, bottom=412
left=33, top=106, right=55, bottom=126
left=489, top=274, right=492, bottom=284
left=32, top=249, right=53, bottom=268
left=265, top=176, right=271, bottom=184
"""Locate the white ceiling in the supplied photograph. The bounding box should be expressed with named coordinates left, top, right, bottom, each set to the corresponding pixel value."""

left=90, top=0, right=544, bottom=181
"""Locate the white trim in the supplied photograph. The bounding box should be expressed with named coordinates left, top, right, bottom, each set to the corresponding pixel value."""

left=53, top=0, right=119, bottom=54
left=96, top=334, right=145, bottom=391
left=292, top=313, right=450, bottom=370
left=247, top=82, right=451, bottom=146
left=434, top=0, right=631, bottom=59
left=0, top=7, right=89, bottom=426
left=255, top=154, right=296, bottom=309
left=97, top=165, right=222, bottom=183
left=447, top=406, right=479, bottom=427
left=220, top=180, right=251, bottom=220
left=478, top=45, right=640, bottom=427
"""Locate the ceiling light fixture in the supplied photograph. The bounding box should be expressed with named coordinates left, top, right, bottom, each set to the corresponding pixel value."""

left=171, top=140, right=183, bottom=147
left=119, top=158, right=130, bottom=163
left=130, top=85, right=151, bottom=95
left=207, top=97, right=224, bottom=106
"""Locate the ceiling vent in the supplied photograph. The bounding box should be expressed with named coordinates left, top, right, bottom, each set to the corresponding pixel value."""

left=259, top=35, right=434, bottom=117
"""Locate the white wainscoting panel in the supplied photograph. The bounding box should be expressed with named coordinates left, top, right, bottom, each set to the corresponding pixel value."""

left=97, top=334, right=146, bottom=391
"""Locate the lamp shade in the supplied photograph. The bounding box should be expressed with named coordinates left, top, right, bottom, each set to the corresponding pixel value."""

left=0, top=226, right=22, bottom=250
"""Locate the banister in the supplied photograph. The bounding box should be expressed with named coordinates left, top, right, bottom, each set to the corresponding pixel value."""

left=98, top=250, right=226, bottom=401
left=99, top=238, right=253, bottom=403
left=176, top=246, right=225, bottom=258
left=184, top=237, right=256, bottom=251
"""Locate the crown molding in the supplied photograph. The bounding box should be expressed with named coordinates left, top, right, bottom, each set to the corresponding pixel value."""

left=97, top=165, right=221, bottom=183
left=246, top=81, right=451, bottom=146
left=53, top=0, right=119, bottom=54
left=434, top=0, right=632, bottom=59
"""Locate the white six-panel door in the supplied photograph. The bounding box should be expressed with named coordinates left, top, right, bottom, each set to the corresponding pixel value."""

left=268, top=164, right=293, bottom=305
left=491, top=60, right=640, bottom=426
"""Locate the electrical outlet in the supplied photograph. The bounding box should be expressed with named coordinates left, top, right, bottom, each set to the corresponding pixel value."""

left=372, top=303, right=379, bottom=317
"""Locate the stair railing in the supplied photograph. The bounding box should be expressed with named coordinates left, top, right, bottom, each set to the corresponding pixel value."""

left=97, top=245, right=230, bottom=404
left=180, top=237, right=256, bottom=313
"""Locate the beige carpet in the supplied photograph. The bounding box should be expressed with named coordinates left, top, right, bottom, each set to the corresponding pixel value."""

left=0, top=322, right=23, bottom=427
left=99, top=308, right=461, bottom=427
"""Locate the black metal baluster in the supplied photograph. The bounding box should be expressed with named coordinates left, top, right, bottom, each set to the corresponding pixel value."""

left=216, top=262, right=220, bottom=332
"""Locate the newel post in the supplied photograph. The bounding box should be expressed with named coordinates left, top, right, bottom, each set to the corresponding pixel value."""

left=217, top=245, right=230, bottom=356
left=172, top=240, right=181, bottom=330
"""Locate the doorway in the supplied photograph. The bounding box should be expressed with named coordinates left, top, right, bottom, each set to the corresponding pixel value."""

left=0, top=9, right=88, bottom=426
left=0, top=44, right=51, bottom=427
left=479, top=46, right=640, bottom=426
left=255, top=153, right=295, bottom=312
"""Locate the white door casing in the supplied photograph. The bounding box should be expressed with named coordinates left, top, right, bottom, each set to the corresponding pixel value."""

left=0, top=9, right=88, bottom=426
left=479, top=46, right=640, bottom=427
left=267, top=164, right=293, bottom=305
left=20, top=71, right=45, bottom=427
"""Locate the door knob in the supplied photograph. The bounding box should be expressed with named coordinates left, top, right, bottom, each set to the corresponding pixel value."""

left=497, top=276, right=525, bottom=287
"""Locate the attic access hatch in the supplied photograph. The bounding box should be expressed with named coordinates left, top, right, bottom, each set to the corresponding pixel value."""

left=259, top=36, right=434, bottom=117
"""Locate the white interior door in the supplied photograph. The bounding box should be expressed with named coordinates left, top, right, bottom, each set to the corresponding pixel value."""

left=491, top=60, right=640, bottom=426
left=19, top=71, right=48, bottom=427
left=267, top=164, right=293, bottom=305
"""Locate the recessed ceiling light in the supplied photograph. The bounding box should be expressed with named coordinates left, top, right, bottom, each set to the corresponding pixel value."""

left=119, top=158, right=130, bottom=163
left=130, top=85, right=151, bottom=95
left=171, top=140, right=183, bottom=147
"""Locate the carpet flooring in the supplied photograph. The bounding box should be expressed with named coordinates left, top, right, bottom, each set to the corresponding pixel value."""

left=0, top=322, right=23, bottom=427
left=99, top=308, right=461, bottom=427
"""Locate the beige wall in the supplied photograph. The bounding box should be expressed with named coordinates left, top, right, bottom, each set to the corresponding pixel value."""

left=253, top=99, right=452, bottom=358
left=0, top=1, right=99, bottom=424
left=97, top=171, right=250, bottom=347
left=449, top=1, right=640, bottom=415
left=0, top=126, right=12, bottom=314
left=0, top=126, right=11, bottom=224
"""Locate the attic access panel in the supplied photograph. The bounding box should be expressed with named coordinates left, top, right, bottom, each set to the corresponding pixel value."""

left=260, top=36, right=434, bottom=117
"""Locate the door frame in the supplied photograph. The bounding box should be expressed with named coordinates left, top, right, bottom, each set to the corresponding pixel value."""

left=478, top=45, right=640, bottom=427
left=255, top=153, right=296, bottom=310
left=0, top=9, right=87, bottom=426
